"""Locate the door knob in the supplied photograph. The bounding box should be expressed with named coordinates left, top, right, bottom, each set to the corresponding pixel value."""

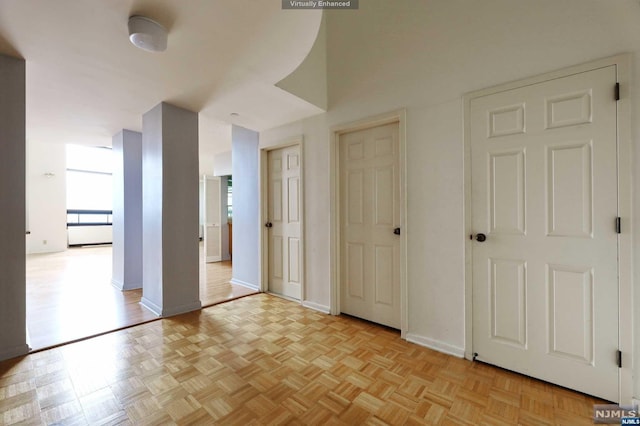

left=265, top=222, right=273, bottom=228
left=393, top=228, right=401, bottom=235
left=475, top=233, right=487, bottom=242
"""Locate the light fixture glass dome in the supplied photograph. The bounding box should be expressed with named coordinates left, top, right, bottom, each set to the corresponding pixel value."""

left=128, top=16, right=167, bottom=53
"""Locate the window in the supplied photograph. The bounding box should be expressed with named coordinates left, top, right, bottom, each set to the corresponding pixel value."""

left=66, top=145, right=113, bottom=218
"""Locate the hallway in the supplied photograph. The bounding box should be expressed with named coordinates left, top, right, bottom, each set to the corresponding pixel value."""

left=26, top=245, right=255, bottom=351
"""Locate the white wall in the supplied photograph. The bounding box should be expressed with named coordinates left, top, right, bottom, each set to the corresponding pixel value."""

left=112, top=130, right=143, bottom=290
left=276, top=13, right=327, bottom=110
left=26, top=140, right=67, bottom=254
left=260, top=0, right=640, bottom=385
left=0, top=54, right=28, bottom=360
left=231, top=125, right=260, bottom=289
left=213, top=150, right=232, bottom=176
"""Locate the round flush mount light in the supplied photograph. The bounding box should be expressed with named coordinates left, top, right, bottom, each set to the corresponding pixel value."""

left=128, top=16, right=167, bottom=53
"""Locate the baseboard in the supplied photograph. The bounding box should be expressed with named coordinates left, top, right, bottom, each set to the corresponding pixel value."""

left=206, top=256, right=222, bottom=263
left=140, top=297, right=162, bottom=316
left=0, top=343, right=30, bottom=362
left=302, top=300, right=330, bottom=314
left=112, top=279, right=142, bottom=291
left=140, top=298, right=202, bottom=317
left=405, top=333, right=465, bottom=358
left=111, top=278, right=123, bottom=290
left=162, top=301, right=203, bottom=317
left=230, top=278, right=259, bottom=291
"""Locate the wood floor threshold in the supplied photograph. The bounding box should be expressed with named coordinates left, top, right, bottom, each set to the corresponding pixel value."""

left=27, top=292, right=258, bottom=355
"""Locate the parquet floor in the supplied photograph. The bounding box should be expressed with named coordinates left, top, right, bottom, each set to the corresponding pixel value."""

left=26, top=245, right=255, bottom=351
left=2, top=294, right=604, bottom=425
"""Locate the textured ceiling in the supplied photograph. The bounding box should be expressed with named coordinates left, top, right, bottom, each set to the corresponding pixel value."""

left=0, top=0, right=323, bottom=159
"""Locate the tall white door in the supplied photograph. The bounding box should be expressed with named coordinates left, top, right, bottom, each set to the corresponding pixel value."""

left=470, top=66, right=619, bottom=401
left=267, top=145, right=302, bottom=300
left=340, top=122, right=400, bottom=329
left=204, top=175, right=221, bottom=263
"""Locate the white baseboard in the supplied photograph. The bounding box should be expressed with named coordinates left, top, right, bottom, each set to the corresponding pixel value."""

left=111, top=278, right=123, bottom=290
left=230, top=278, right=259, bottom=291
left=112, top=278, right=142, bottom=291
left=140, top=298, right=202, bottom=317
left=162, top=301, right=202, bottom=317
left=302, top=300, right=330, bottom=314
left=0, top=343, right=30, bottom=362
left=405, top=333, right=465, bottom=358
left=140, top=297, right=162, bottom=316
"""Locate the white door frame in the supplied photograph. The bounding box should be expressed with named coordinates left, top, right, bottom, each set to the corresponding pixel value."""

left=463, top=54, right=632, bottom=403
left=330, top=109, right=408, bottom=337
left=259, top=137, right=305, bottom=302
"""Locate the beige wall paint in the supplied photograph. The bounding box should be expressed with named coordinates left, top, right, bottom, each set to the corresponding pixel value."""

left=261, top=0, right=640, bottom=397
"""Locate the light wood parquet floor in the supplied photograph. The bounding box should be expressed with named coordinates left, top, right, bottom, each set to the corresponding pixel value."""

left=2, top=294, right=604, bottom=425
left=26, top=245, right=255, bottom=351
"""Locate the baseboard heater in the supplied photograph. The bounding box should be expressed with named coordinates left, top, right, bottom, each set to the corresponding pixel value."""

left=67, top=209, right=113, bottom=246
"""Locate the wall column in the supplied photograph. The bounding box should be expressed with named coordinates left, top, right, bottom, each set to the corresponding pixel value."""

left=141, top=102, right=201, bottom=316
left=112, top=130, right=143, bottom=290
left=230, top=125, right=260, bottom=290
left=0, top=54, right=28, bottom=360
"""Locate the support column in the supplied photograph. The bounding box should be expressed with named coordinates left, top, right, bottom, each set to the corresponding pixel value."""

left=112, top=130, right=143, bottom=291
left=0, top=54, right=28, bottom=360
left=141, top=102, right=201, bottom=316
left=230, top=125, right=260, bottom=290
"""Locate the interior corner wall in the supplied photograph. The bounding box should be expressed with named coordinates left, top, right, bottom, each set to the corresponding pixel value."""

left=231, top=125, right=260, bottom=289
left=26, top=140, right=67, bottom=254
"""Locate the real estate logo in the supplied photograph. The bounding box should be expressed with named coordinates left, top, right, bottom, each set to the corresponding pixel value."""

left=282, top=0, right=359, bottom=10
left=593, top=404, right=639, bottom=424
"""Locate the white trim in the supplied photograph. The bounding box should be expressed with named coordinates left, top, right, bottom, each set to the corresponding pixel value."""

left=111, top=278, right=124, bottom=290
left=259, top=137, right=305, bottom=303
left=463, top=54, right=632, bottom=404
left=614, top=54, right=633, bottom=405
left=111, top=278, right=142, bottom=291
left=230, top=278, right=260, bottom=291
left=302, top=300, right=331, bottom=314
left=140, top=298, right=201, bottom=317
left=329, top=109, right=408, bottom=337
left=140, top=297, right=162, bottom=316
left=161, top=301, right=202, bottom=318
left=0, top=343, right=30, bottom=362
left=406, top=333, right=465, bottom=358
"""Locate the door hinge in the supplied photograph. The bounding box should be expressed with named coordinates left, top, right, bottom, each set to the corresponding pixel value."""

left=617, top=350, right=622, bottom=368
left=615, top=82, right=620, bottom=101
left=616, top=217, right=621, bottom=234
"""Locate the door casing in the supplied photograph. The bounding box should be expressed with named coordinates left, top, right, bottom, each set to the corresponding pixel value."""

left=260, top=137, right=305, bottom=303
left=330, top=109, right=408, bottom=337
left=463, top=54, right=632, bottom=403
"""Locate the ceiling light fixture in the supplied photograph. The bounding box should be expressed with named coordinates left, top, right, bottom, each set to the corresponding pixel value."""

left=128, top=16, right=167, bottom=53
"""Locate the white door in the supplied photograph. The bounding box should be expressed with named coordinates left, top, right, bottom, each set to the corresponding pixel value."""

left=204, top=175, right=222, bottom=263
left=340, top=122, right=400, bottom=329
left=470, top=66, right=619, bottom=401
left=267, top=145, right=302, bottom=300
